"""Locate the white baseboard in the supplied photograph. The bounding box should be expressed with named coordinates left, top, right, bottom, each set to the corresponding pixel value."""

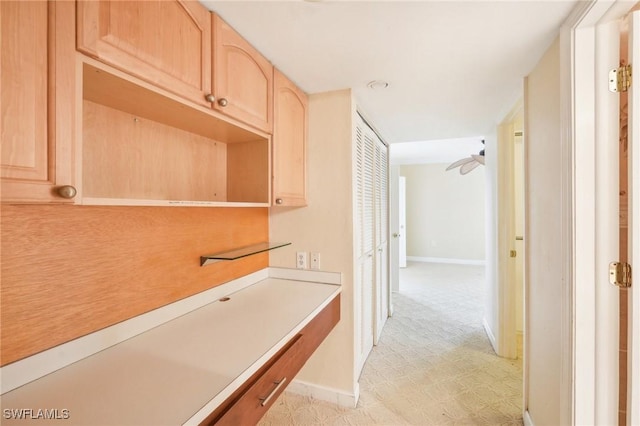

left=286, top=379, right=360, bottom=408
left=406, top=256, right=486, bottom=266
left=482, top=317, right=498, bottom=354
left=524, top=409, right=534, bottom=426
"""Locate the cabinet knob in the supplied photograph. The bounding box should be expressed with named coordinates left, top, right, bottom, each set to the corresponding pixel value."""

left=204, top=93, right=216, bottom=103
left=218, top=98, right=228, bottom=107
left=275, top=198, right=283, bottom=205
left=57, top=185, right=77, bottom=199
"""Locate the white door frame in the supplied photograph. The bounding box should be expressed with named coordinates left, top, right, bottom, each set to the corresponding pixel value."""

left=556, top=0, right=636, bottom=424
left=626, top=10, right=639, bottom=425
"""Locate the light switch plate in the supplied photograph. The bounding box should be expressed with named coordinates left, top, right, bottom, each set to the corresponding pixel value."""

left=310, top=252, right=320, bottom=270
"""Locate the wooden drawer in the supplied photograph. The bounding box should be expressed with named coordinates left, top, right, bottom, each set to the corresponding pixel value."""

left=204, top=294, right=340, bottom=425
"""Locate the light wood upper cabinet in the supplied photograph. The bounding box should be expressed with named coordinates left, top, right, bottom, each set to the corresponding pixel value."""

left=77, top=0, right=212, bottom=108
left=272, top=69, right=308, bottom=207
left=212, top=14, right=273, bottom=133
left=1, top=1, right=76, bottom=203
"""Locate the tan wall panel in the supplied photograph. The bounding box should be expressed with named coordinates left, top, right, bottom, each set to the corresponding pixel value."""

left=1, top=205, right=268, bottom=365
left=524, top=37, right=564, bottom=425
left=399, top=163, right=486, bottom=261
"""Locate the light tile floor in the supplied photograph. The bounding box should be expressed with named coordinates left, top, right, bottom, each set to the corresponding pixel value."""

left=259, top=262, right=523, bottom=425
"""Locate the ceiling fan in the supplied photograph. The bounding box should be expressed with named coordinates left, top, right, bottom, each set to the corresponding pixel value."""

left=446, top=139, right=485, bottom=175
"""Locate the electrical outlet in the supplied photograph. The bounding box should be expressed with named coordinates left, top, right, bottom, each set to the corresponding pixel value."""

left=296, top=252, right=307, bottom=269
left=310, top=252, right=320, bottom=270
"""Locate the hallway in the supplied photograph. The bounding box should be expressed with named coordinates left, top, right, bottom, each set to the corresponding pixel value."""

left=260, top=262, right=523, bottom=425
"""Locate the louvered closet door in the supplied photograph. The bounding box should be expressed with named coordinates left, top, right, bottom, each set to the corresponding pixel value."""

left=355, top=113, right=390, bottom=372
left=355, top=118, right=375, bottom=375
left=363, top=133, right=376, bottom=254
left=374, top=137, right=389, bottom=343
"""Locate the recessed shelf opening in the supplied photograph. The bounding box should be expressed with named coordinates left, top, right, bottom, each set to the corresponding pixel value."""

left=81, top=62, right=270, bottom=207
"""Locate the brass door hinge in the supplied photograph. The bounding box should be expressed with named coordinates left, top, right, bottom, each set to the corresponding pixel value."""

left=609, top=262, right=632, bottom=288
left=609, top=65, right=632, bottom=93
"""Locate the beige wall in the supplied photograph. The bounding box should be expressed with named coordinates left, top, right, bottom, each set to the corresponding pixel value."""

left=525, top=36, right=565, bottom=424
left=269, top=89, right=357, bottom=398
left=400, top=163, right=485, bottom=261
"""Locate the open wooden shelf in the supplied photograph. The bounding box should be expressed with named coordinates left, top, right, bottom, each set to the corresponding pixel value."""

left=80, top=61, right=270, bottom=207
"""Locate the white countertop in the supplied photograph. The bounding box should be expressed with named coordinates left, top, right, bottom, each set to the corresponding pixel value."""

left=0, top=277, right=341, bottom=425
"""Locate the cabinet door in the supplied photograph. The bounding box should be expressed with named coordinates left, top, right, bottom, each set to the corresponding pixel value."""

left=1, top=0, right=76, bottom=203
left=212, top=14, right=273, bottom=133
left=272, top=69, right=307, bottom=206
left=77, top=0, right=212, bottom=108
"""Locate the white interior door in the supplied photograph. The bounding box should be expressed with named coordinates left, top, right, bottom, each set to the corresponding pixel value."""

left=626, top=9, right=638, bottom=425
left=399, top=176, right=407, bottom=268
left=389, top=166, right=400, bottom=296
left=514, top=131, right=524, bottom=353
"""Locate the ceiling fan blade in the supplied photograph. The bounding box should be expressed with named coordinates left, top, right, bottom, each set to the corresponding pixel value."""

left=446, top=157, right=473, bottom=171
left=460, top=160, right=480, bottom=175
left=472, top=154, right=485, bottom=165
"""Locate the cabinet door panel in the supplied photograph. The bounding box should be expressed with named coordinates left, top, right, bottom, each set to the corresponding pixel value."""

left=272, top=70, right=307, bottom=206
left=77, top=0, right=211, bottom=108
left=1, top=0, right=75, bottom=203
left=213, top=15, right=273, bottom=132
left=1, top=1, right=48, bottom=182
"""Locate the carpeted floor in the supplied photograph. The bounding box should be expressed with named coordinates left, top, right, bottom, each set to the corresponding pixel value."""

left=259, top=262, right=523, bottom=425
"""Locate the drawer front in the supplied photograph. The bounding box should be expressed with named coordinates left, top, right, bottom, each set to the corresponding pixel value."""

left=214, top=334, right=306, bottom=426
left=207, top=294, right=340, bottom=425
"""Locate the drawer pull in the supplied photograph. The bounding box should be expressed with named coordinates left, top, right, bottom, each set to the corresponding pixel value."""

left=259, top=377, right=287, bottom=407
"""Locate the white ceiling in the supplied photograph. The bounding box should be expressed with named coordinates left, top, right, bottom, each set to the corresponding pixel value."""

left=200, top=0, right=578, bottom=160
left=391, top=136, right=485, bottom=165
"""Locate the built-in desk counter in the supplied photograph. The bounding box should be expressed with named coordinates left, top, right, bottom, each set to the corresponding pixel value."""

left=0, top=272, right=341, bottom=425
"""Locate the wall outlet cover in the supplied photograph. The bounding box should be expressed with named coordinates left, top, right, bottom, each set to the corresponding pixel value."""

left=296, top=252, right=307, bottom=269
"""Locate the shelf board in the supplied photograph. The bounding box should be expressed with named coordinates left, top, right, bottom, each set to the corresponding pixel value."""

left=82, top=61, right=268, bottom=144
left=81, top=197, right=270, bottom=208
left=201, top=242, right=291, bottom=267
